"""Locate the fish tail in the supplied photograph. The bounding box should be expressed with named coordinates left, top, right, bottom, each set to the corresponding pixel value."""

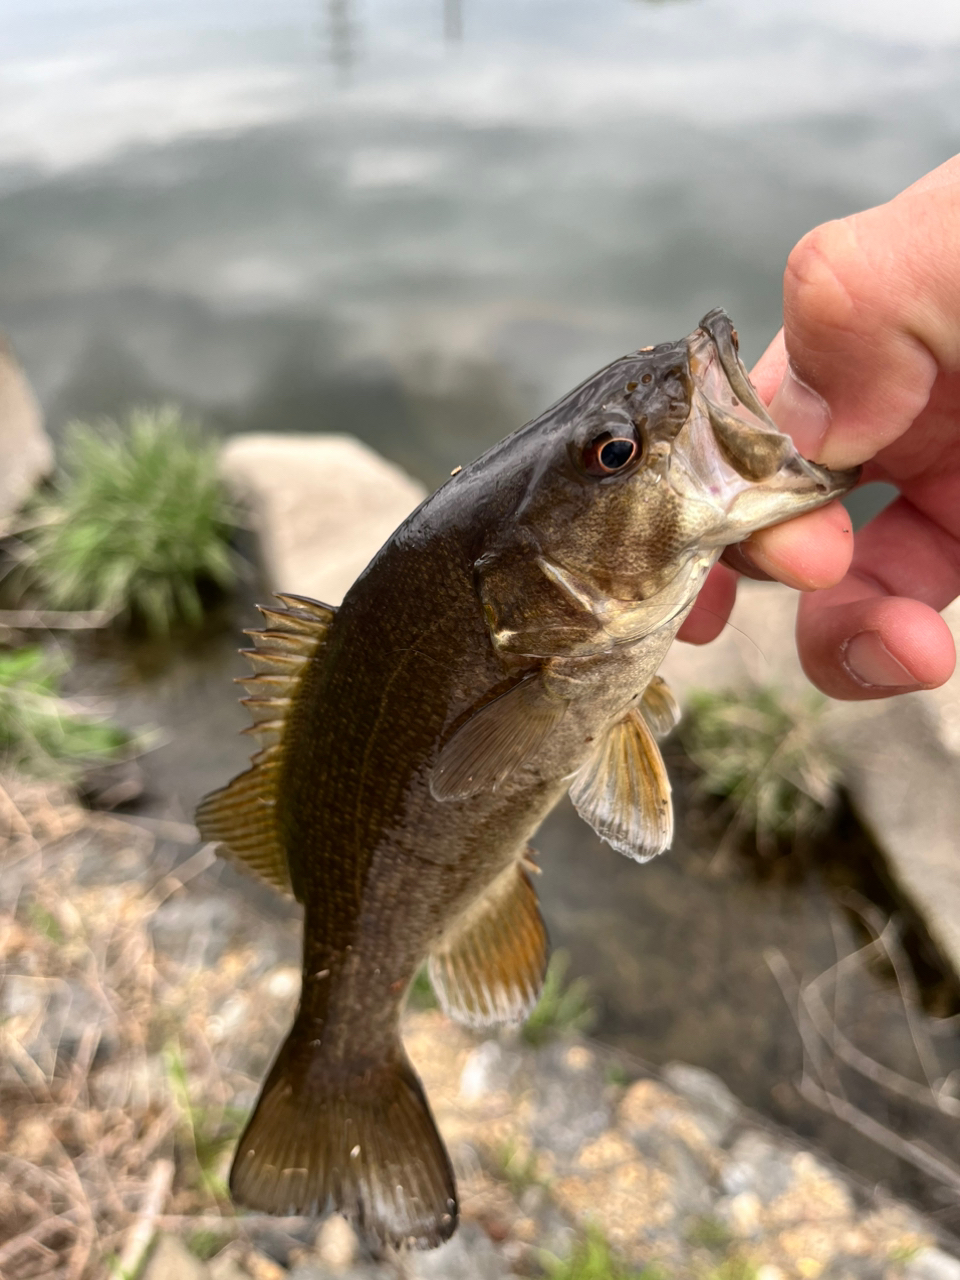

left=229, top=1015, right=458, bottom=1249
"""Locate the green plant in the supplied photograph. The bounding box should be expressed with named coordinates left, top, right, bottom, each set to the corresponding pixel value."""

left=0, top=645, right=131, bottom=777
left=495, top=1139, right=544, bottom=1196
left=407, top=964, right=439, bottom=1010
left=680, top=686, right=839, bottom=855
left=27, top=406, right=236, bottom=633
left=164, top=1041, right=247, bottom=1200
left=523, top=951, right=595, bottom=1047
left=542, top=1226, right=659, bottom=1280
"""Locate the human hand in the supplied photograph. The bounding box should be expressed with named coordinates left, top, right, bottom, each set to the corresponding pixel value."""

left=679, top=155, right=960, bottom=699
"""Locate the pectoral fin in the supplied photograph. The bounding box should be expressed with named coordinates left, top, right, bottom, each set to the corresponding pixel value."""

left=639, top=675, right=681, bottom=738
left=430, top=677, right=566, bottom=801
left=569, top=708, right=673, bottom=862
left=428, top=855, right=548, bottom=1027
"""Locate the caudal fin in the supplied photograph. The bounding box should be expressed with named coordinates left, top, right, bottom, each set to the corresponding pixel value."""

left=230, top=1024, right=458, bottom=1249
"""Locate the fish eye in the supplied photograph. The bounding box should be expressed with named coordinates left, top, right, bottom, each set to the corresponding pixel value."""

left=581, top=430, right=640, bottom=477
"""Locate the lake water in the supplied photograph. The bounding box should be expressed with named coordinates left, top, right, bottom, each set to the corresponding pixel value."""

left=6, top=0, right=960, bottom=1233
left=3, top=0, right=960, bottom=492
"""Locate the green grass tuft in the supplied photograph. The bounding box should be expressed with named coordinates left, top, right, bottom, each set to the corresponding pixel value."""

left=523, top=951, right=595, bottom=1047
left=0, top=645, right=132, bottom=777
left=27, top=406, right=236, bottom=633
left=542, top=1226, right=660, bottom=1280
left=680, top=686, right=839, bottom=855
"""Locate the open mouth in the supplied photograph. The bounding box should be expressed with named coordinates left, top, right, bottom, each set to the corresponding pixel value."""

left=688, top=309, right=857, bottom=493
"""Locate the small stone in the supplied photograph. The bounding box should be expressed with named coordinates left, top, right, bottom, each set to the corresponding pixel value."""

left=142, top=1235, right=209, bottom=1280
left=904, top=1249, right=960, bottom=1280
left=266, top=967, right=301, bottom=1000
left=661, top=1062, right=741, bottom=1145
left=0, top=335, right=52, bottom=521
left=726, top=1191, right=762, bottom=1237
left=408, top=1221, right=509, bottom=1278
left=564, top=1045, right=594, bottom=1072
left=756, top=1267, right=787, bottom=1280
left=459, top=1040, right=506, bottom=1102
left=208, top=1256, right=250, bottom=1280
left=721, top=1130, right=795, bottom=1204
left=242, top=1251, right=287, bottom=1280
left=315, top=1215, right=358, bottom=1270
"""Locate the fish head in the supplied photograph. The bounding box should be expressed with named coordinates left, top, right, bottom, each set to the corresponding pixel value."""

left=479, top=309, right=859, bottom=656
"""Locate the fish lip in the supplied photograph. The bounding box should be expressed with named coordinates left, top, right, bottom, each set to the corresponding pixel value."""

left=696, top=308, right=780, bottom=430
left=692, top=308, right=862, bottom=498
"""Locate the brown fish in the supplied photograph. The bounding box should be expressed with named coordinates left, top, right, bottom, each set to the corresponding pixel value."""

left=196, top=309, right=857, bottom=1249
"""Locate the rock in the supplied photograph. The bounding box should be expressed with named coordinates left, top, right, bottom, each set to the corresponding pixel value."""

left=531, top=1041, right=611, bottom=1159
left=660, top=578, right=960, bottom=986
left=314, top=1216, right=359, bottom=1271
left=0, top=335, right=52, bottom=522
left=720, top=1130, right=795, bottom=1204
left=408, top=1222, right=512, bottom=1279
left=142, top=1234, right=209, bottom=1280
left=904, top=1249, right=960, bottom=1280
left=459, top=1040, right=522, bottom=1103
left=219, top=434, right=426, bottom=606
left=661, top=1062, right=741, bottom=1146
left=208, top=1256, right=251, bottom=1280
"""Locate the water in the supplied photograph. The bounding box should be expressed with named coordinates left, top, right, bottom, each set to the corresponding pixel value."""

left=6, top=0, right=960, bottom=1231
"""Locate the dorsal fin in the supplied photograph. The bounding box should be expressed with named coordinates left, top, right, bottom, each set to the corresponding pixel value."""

left=196, top=595, right=336, bottom=894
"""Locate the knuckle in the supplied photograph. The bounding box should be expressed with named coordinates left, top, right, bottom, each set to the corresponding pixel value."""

left=784, top=219, right=871, bottom=342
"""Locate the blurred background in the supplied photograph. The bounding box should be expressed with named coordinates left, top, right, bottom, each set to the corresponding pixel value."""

left=4, top=0, right=959, bottom=488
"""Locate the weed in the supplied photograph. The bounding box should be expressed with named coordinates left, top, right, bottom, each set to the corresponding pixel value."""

left=164, top=1041, right=247, bottom=1201
left=495, top=1139, right=544, bottom=1196
left=26, top=405, right=237, bottom=633
left=542, top=1226, right=660, bottom=1280
left=0, top=644, right=131, bottom=777
left=407, top=964, right=439, bottom=1010
left=523, top=950, right=595, bottom=1047
left=686, top=1214, right=734, bottom=1251
left=680, top=686, right=839, bottom=855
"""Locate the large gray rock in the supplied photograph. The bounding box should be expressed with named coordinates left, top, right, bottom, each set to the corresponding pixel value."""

left=219, top=434, right=426, bottom=606
left=0, top=335, right=53, bottom=521
left=660, top=580, right=960, bottom=985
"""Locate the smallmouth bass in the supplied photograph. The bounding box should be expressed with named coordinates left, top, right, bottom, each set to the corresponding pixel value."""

left=197, top=310, right=857, bottom=1249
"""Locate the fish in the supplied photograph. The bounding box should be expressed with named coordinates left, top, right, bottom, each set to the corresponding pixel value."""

left=196, top=309, right=858, bottom=1250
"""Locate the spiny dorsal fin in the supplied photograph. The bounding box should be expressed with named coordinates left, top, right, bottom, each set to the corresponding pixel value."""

left=569, top=707, right=673, bottom=862
left=195, top=594, right=336, bottom=894
left=640, top=675, right=681, bottom=738
left=430, top=677, right=567, bottom=801
left=427, top=855, right=548, bottom=1028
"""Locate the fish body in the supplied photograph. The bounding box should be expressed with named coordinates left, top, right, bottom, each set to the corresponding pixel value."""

left=197, top=310, right=858, bottom=1248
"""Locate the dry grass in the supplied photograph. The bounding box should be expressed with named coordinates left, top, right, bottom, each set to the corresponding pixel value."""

left=0, top=776, right=300, bottom=1279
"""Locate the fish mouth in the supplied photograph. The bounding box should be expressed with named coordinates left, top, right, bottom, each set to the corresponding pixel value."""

left=675, top=308, right=859, bottom=542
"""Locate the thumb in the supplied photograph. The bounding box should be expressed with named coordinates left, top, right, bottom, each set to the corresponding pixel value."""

left=769, top=155, right=960, bottom=470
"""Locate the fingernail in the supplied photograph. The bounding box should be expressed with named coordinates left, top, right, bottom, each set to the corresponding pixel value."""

left=842, top=631, right=919, bottom=689
left=768, top=364, right=831, bottom=459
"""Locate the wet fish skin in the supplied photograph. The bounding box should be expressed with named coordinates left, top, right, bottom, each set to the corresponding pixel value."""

left=196, top=309, right=858, bottom=1249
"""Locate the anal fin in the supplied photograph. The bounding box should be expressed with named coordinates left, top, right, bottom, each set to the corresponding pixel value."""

left=428, top=857, right=548, bottom=1028
left=569, top=708, right=673, bottom=862
left=430, top=677, right=566, bottom=801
